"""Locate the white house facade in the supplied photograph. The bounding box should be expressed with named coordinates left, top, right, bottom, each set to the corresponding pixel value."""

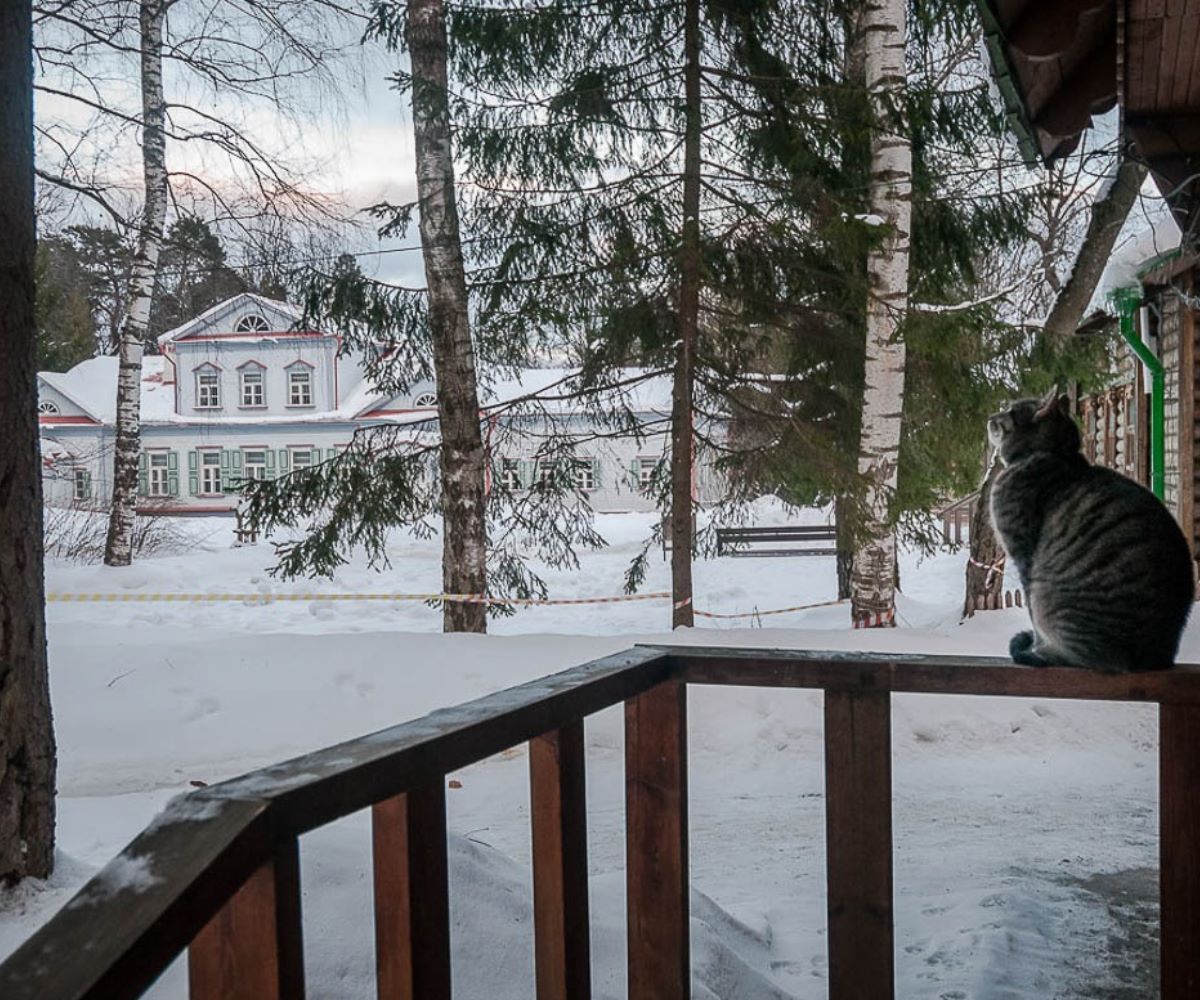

left=38, top=293, right=725, bottom=515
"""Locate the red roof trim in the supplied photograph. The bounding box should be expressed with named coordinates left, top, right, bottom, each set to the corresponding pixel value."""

left=39, top=415, right=100, bottom=426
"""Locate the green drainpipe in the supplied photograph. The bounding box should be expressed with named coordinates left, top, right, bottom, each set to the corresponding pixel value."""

left=1111, top=286, right=1164, bottom=500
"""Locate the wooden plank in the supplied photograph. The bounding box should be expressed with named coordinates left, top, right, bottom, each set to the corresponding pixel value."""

left=372, top=785, right=451, bottom=1000
left=626, top=681, right=689, bottom=1000
left=663, top=646, right=1200, bottom=703
left=1161, top=703, right=1200, bottom=999
left=0, top=796, right=273, bottom=1000
left=189, top=838, right=305, bottom=1000
left=205, top=647, right=672, bottom=836
left=530, top=722, right=591, bottom=1000
left=825, top=690, right=894, bottom=1000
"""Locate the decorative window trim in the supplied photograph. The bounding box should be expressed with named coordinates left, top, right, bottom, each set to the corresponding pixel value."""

left=413, top=391, right=438, bottom=408
left=234, top=313, right=271, bottom=334
left=286, top=367, right=314, bottom=408
left=239, top=365, right=267, bottom=409
left=38, top=400, right=60, bottom=415
left=72, top=467, right=92, bottom=502
left=194, top=364, right=222, bottom=410
left=147, top=450, right=171, bottom=497
left=198, top=449, right=223, bottom=496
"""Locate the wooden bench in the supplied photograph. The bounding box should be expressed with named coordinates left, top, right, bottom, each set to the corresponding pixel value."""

left=716, top=524, right=837, bottom=557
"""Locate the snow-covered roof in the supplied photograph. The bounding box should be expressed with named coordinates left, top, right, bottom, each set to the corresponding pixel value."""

left=156, top=293, right=303, bottom=346
left=40, top=356, right=174, bottom=424
left=1087, top=197, right=1183, bottom=315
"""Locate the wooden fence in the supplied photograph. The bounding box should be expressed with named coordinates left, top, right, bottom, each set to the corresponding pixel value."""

left=2, top=646, right=1199, bottom=1000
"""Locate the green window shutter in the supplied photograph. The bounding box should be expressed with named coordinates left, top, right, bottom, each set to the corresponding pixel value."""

left=278, top=449, right=290, bottom=472
left=232, top=451, right=243, bottom=471
left=188, top=451, right=199, bottom=496
left=167, top=451, right=179, bottom=496
left=592, top=458, right=601, bottom=487
left=326, top=448, right=337, bottom=462
left=83, top=472, right=92, bottom=499
left=219, top=450, right=231, bottom=493
left=519, top=459, right=535, bottom=488
left=265, top=450, right=276, bottom=478
left=629, top=458, right=640, bottom=488
left=137, top=452, right=148, bottom=496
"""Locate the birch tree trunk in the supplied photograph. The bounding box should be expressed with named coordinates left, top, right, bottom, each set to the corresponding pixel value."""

left=104, top=0, right=168, bottom=567
left=407, top=0, right=488, bottom=633
left=0, top=0, right=56, bottom=880
left=1042, top=153, right=1147, bottom=346
left=850, top=0, right=912, bottom=627
left=670, top=0, right=702, bottom=629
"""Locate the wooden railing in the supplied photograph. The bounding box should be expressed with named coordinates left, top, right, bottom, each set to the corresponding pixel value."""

left=2, top=646, right=1199, bottom=1000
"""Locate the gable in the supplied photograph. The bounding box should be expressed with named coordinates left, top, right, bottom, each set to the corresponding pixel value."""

left=156, top=294, right=304, bottom=346
left=37, top=374, right=104, bottom=423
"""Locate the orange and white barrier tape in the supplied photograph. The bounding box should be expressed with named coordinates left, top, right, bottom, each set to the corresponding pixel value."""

left=46, top=590, right=672, bottom=606
left=46, top=591, right=855, bottom=620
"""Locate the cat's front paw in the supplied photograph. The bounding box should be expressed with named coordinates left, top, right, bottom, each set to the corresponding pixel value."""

left=1009, top=630, right=1048, bottom=667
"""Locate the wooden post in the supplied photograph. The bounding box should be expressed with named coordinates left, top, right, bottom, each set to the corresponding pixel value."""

left=530, top=722, right=591, bottom=1000
left=372, top=783, right=451, bottom=1000
left=1161, top=703, right=1200, bottom=999
left=626, top=681, right=688, bottom=1000
left=189, top=839, right=305, bottom=1000
left=824, top=690, right=894, bottom=1000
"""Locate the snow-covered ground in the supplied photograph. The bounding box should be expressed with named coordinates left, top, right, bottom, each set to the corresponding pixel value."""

left=0, top=505, right=1173, bottom=998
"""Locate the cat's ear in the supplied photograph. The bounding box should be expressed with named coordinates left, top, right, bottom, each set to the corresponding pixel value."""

left=1034, top=386, right=1063, bottom=421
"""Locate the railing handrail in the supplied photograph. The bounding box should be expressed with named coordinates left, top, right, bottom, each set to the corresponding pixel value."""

left=3, top=644, right=1199, bottom=1000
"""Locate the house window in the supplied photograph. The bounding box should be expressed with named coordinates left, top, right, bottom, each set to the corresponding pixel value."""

left=413, top=391, right=437, bottom=408
left=537, top=459, right=558, bottom=486
left=72, top=468, right=91, bottom=501
left=573, top=459, right=596, bottom=492
left=243, top=449, right=268, bottom=481
left=638, top=458, right=658, bottom=488
left=196, top=369, right=221, bottom=409
left=240, top=368, right=265, bottom=407
left=499, top=459, right=521, bottom=491
left=288, top=369, right=313, bottom=406
left=39, top=400, right=59, bottom=415
left=235, top=314, right=271, bottom=333
left=290, top=447, right=315, bottom=470
left=148, top=452, right=170, bottom=497
left=200, top=450, right=222, bottom=494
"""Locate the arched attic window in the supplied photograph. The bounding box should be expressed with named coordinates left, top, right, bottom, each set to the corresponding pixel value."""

left=234, top=313, right=271, bottom=334
left=38, top=401, right=60, bottom=415
left=413, top=391, right=437, bottom=408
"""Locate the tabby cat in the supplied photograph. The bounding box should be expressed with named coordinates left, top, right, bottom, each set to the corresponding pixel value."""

left=988, top=388, right=1194, bottom=671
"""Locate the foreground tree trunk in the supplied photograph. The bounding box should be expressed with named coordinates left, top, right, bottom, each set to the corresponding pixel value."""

left=1042, top=154, right=1148, bottom=346
left=670, top=0, right=702, bottom=629
left=962, top=459, right=1004, bottom=617
left=0, top=0, right=56, bottom=881
left=104, top=0, right=168, bottom=566
left=850, top=0, right=912, bottom=627
left=407, top=0, right=488, bottom=633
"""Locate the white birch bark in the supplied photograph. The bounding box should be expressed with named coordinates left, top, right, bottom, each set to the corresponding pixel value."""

left=103, top=0, right=168, bottom=567
left=407, top=0, right=488, bottom=633
left=850, top=0, right=912, bottom=626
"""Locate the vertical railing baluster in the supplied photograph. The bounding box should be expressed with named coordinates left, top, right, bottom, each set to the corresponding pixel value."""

left=372, top=783, right=451, bottom=1000
left=530, top=721, right=591, bottom=1000
left=189, top=838, right=305, bottom=1000
left=824, top=689, right=894, bottom=1000
left=625, top=680, right=689, bottom=1000
left=1160, top=702, right=1200, bottom=999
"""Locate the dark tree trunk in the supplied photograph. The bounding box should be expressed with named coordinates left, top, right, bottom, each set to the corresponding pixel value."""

left=1042, top=153, right=1147, bottom=346
left=670, top=0, right=702, bottom=629
left=407, top=0, right=488, bottom=633
left=835, top=493, right=854, bottom=600
left=0, top=0, right=56, bottom=881
left=963, top=459, right=1004, bottom=618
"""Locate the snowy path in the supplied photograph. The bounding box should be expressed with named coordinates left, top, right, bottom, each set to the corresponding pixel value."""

left=0, top=509, right=1176, bottom=997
